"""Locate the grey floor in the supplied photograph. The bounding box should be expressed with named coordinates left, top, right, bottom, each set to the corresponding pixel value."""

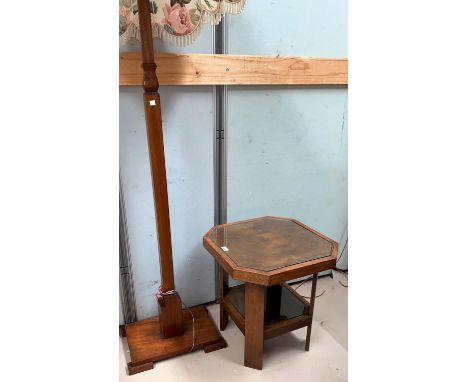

left=119, top=271, right=348, bottom=381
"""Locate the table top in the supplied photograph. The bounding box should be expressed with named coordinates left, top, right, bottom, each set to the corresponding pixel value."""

left=204, top=217, right=337, bottom=284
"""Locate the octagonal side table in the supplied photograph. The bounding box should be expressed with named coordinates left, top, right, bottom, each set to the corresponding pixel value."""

left=203, top=216, right=338, bottom=370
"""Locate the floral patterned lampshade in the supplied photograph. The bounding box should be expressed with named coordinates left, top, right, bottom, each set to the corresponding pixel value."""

left=120, top=0, right=246, bottom=46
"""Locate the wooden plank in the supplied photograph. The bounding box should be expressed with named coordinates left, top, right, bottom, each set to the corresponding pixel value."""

left=120, top=52, right=348, bottom=86
left=264, top=315, right=310, bottom=340
left=221, top=297, right=245, bottom=335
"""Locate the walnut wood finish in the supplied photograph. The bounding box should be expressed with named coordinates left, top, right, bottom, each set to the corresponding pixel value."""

left=205, top=218, right=337, bottom=369
left=123, top=2, right=228, bottom=374
left=221, top=289, right=245, bottom=334
left=244, top=283, right=265, bottom=370
left=264, top=315, right=310, bottom=340
left=137, top=0, right=174, bottom=293
left=127, top=361, right=154, bottom=375
left=137, top=0, right=183, bottom=338
left=120, top=52, right=348, bottom=85
left=157, top=292, right=184, bottom=338
left=218, top=264, right=229, bottom=331
left=137, top=0, right=158, bottom=92
left=125, top=306, right=227, bottom=375
left=207, top=217, right=333, bottom=272
left=220, top=283, right=311, bottom=339
left=203, top=216, right=338, bottom=286
left=305, top=274, right=318, bottom=351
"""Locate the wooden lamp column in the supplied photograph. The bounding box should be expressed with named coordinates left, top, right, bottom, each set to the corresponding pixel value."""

left=122, top=0, right=227, bottom=375
left=137, top=0, right=183, bottom=339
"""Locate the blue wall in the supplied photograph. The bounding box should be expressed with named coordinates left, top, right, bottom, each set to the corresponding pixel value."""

left=226, top=0, right=348, bottom=267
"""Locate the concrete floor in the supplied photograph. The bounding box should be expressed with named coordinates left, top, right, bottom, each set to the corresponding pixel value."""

left=119, top=271, right=348, bottom=381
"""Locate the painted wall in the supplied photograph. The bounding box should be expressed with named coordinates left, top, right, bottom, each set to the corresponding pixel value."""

left=226, top=0, right=348, bottom=267
left=228, top=0, right=347, bottom=57
left=119, top=28, right=216, bottom=320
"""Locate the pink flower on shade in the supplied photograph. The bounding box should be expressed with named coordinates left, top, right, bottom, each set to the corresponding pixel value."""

left=162, top=3, right=192, bottom=35
left=119, top=6, right=133, bottom=25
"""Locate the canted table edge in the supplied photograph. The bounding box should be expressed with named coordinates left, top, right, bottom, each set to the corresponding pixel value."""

left=203, top=216, right=338, bottom=286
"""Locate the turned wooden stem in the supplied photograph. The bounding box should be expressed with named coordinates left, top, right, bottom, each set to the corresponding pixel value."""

left=137, top=0, right=175, bottom=292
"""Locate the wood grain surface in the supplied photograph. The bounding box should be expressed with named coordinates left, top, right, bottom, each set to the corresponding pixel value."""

left=120, top=53, right=348, bottom=86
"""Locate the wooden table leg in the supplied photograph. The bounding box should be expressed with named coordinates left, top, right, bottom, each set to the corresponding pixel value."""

left=244, top=283, right=265, bottom=370
left=218, top=263, right=228, bottom=331
left=305, top=273, right=318, bottom=351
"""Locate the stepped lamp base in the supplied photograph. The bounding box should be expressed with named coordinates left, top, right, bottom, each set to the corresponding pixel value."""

left=123, top=305, right=227, bottom=376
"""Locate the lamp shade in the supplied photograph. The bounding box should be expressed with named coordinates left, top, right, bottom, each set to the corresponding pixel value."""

left=120, top=0, right=246, bottom=46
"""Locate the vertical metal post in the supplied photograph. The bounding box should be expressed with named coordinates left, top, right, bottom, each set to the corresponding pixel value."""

left=119, top=174, right=138, bottom=323
left=213, top=17, right=228, bottom=300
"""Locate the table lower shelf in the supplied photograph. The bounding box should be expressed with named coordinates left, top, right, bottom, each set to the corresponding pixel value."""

left=221, top=283, right=311, bottom=340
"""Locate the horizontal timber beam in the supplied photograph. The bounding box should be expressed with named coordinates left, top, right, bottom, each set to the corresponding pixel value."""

left=119, top=52, right=347, bottom=86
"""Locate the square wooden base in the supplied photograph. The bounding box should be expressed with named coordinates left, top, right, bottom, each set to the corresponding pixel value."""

left=124, top=305, right=227, bottom=375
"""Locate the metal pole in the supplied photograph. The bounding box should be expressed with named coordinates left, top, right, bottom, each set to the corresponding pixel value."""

left=213, top=17, right=228, bottom=300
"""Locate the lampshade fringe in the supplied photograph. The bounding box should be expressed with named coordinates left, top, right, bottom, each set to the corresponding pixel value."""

left=120, top=0, right=246, bottom=47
